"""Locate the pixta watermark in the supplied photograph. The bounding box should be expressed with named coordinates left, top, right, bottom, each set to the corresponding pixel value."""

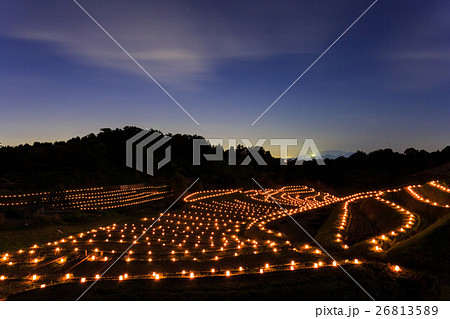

left=193, top=138, right=325, bottom=166
left=126, top=130, right=324, bottom=176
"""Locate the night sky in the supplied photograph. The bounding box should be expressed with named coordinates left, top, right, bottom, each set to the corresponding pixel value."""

left=0, top=0, right=449, bottom=157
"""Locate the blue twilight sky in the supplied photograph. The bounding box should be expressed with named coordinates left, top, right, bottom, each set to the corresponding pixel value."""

left=0, top=0, right=449, bottom=157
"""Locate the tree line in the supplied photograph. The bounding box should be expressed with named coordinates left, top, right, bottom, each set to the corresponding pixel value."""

left=0, top=127, right=449, bottom=196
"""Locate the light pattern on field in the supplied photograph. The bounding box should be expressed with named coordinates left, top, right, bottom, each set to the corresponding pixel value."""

left=0, top=185, right=355, bottom=293
left=334, top=181, right=450, bottom=253
left=2, top=181, right=447, bottom=295
left=0, top=185, right=170, bottom=210
left=406, top=182, right=450, bottom=208
left=430, top=180, right=450, bottom=193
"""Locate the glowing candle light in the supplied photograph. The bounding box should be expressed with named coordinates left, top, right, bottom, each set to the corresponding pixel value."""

left=81, top=278, right=86, bottom=283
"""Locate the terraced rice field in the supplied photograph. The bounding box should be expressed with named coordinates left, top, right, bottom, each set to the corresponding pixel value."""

left=0, top=181, right=448, bottom=299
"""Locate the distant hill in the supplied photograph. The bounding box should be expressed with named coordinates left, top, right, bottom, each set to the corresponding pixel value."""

left=321, top=150, right=354, bottom=159
left=294, top=150, right=354, bottom=161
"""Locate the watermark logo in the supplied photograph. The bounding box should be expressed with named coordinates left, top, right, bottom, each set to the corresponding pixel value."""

left=126, top=130, right=171, bottom=176
left=194, top=138, right=325, bottom=166
left=127, top=131, right=324, bottom=176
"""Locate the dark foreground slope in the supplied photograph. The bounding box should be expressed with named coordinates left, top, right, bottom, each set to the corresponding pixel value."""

left=7, top=263, right=444, bottom=301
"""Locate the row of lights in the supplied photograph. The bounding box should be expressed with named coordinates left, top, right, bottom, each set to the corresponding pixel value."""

left=430, top=180, right=450, bottom=193
left=4, top=183, right=418, bottom=297
left=335, top=187, right=418, bottom=254
left=184, top=189, right=240, bottom=202
left=0, top=185, right=169, bottom=210
left=1, top=259, right=365, bottom=287
left=0, top=185, right=340, bottom=293
left=405, top=185, right=448, bottom=207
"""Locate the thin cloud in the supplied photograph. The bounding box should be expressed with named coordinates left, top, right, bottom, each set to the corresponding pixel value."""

left=1, top=0, right=360, bottom=90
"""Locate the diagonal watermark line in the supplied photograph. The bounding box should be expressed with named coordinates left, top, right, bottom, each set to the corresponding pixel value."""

left=251, top=0, right=379, bottom=125
left=251, top=178, right=376, bottom=301
left=72, top=0, right=200, bottom=126
left=76, top=178, right=200, bottom=301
